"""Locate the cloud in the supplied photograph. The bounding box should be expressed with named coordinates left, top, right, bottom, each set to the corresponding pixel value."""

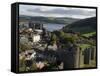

left=19, top=5, right=96, bottom=19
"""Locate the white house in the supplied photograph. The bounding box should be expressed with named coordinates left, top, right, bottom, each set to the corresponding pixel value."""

left=32, top=34, right=41, bottom=42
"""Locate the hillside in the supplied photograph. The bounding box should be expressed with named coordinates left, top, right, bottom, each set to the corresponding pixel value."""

left=63, top=17, right=96, bottom=34
left=19, top=15, right=79, bottom=24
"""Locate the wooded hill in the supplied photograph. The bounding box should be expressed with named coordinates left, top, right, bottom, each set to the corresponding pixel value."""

left=63, top=17, right=96, bottom=34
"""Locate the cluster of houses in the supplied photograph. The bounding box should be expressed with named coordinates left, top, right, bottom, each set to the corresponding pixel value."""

left=19, top=21, right=43, bottom=43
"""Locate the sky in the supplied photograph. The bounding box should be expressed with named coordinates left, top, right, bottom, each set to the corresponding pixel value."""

left=19, top=4, right=96, bottom=19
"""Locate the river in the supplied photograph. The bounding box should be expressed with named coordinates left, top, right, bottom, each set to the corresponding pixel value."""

left=43, top=23, right=66, bottom=31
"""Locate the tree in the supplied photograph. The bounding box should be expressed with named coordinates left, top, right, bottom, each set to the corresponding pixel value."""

left=50, top=34, right=57, bottom=45
left=19, top=43, right=32, bottom=52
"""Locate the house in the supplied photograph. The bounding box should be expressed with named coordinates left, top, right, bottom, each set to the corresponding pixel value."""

left=32, top=34, right=41, bottom=42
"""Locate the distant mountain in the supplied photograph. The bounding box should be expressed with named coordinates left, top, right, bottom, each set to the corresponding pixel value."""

left=19, top=15, right=79, bottom=24
left=63, top=17, right=96, bottom=34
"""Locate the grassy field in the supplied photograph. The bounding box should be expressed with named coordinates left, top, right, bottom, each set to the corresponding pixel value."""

left=82, top=32, right=96, bottom=37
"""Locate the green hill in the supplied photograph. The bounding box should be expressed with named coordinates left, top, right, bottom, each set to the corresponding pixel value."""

left=63, top=17, right=96, bottom=34
left=19, top=15, right=78, bottom=24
